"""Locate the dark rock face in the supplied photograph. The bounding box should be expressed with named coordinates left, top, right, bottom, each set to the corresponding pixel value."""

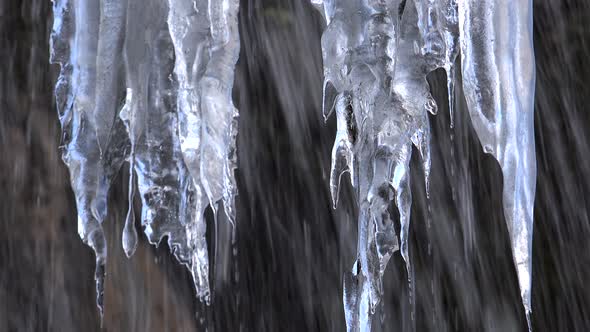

left=0, top=1, right=589, bottom=331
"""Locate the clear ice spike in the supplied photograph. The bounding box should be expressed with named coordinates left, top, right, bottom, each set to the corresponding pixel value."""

left=50, top=0, right=129, bottom=316
left=316, top=0, right=536, bottom=330
left=201, top=0, right=241, bottom=223
left=330, top=92, right=355, bottom=208
left=166, top=0, right=241, bottom=301
left=458, top=0, right=536, bottom=328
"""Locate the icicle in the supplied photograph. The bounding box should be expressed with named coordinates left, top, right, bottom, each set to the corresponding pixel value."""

left=122, top=157, right=138, bottom=258
left=392, top=143, right=413, bottom=269
left=411, top=113, right=432, bottom=197
left=201, top=0, right=241, bottom=222
left=188, top=182, right=211, bottom=303
left=458, top=0, right=536, bottom=328
left=120, top=0, right=143, bottom=259
left=166, top=0, right=241, bottom=300
left=322, top=79, right=335, bottom=121
left=119, top=88, right=137, bottom=258
left=49, top=0, right=74, bottom=132
left=316, top=0, right=535, bottom=330
left=343, top=261, right=361, bottom=332
left=442, top=0, right=459, bottom=128
left=318, top=0, right=436, bottom=328
left=391, top=142, right=415, bottom=330
left=50, top=0, right=129, bottom=315
left=330, top=92, right=355, bottom=208
left=51, top=0, right=241, bottom=315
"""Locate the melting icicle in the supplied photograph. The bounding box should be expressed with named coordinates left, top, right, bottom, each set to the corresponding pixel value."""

left=50, top=0, right=241, bottom=314
left=315, top=0, right=536, bottom=330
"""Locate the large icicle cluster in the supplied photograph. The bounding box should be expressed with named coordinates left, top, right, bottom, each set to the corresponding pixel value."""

left=314, top=0, right=536, bottom=330
left=50, top=0, right=240, bottom=315
left=50, top=0, right=535, bottom=328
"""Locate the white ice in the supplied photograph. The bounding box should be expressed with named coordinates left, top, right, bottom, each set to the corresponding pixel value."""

left=50, top=0, right=240, bottom=315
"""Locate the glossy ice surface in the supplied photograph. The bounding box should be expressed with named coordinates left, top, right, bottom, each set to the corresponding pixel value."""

left=50, top=0, right=240, bottom=315
left=50, top=0, right=535, bottom=329
left=314, top=0, right=535, bottom=330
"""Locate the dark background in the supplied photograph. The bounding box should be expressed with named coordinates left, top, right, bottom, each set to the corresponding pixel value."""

left=1, top=0, right=589, bottom=331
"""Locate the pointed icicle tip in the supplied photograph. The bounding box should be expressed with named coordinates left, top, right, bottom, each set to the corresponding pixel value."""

left=95, top=259, right=106, bottom=322
left=446, top=66, right=456, bottom=129
left=122, top=208, right=138, bottom=258
left=122, top=162, right=138, bottom=258
left=526, top=310, right=532, bottom=332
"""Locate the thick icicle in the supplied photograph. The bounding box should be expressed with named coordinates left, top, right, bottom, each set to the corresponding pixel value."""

left=316, top=0, right=536, bottom=330
left=458, top=0, right=536, bottom=327
left=166, top=0, right=241, bottom=301
left=51, top=0, right=241, bottom=314
left=50, top=0, right=129, bottom=316
left=201, top=0, right=240, bottom=224
left=49, top=0, right=74, bottom=132
left=319, top=0, right=437, bottom=329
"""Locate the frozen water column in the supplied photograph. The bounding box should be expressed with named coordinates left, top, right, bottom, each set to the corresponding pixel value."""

left=459, top=0, right=536, bottom=326
left=167, top=0, right=240, bottom=302
left=50, top=0, right=128, bottom=316
left=316, top=0, right=537, bottom=330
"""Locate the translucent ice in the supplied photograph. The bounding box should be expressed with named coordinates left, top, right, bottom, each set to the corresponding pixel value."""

left=459, top=0, right=536, bottom=327
left=50, top=0, right=240, bottom=314
left=316, top=0, right=536, bottom=330
left=50, top=0, right=129, bottom=316
left=166, top=0, right=240, bottom=302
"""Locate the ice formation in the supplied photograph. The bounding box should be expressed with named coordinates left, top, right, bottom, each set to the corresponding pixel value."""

left=314, top=0, right=536, bottom=331
left=51, top=0, right=535, bottom=329
left=50, top=0, right=240, bottom=315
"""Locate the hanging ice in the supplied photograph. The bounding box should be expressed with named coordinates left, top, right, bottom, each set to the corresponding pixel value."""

left=315, top=0, right=536, bottom=330
left=459, top=0, right=536, bottom=327
left=50, top=0, right=240, bottom=315
left=51, top=0, right=535, bottom=328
